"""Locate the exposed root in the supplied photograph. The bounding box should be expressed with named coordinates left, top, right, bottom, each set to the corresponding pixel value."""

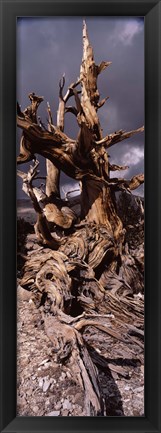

left=19, top=227, right=144, bottom=415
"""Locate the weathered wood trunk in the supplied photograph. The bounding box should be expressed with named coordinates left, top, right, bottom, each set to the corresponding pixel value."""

left=81, top=178, right=123, bottom=239
left=17, top=21, right=144, bottom=416
left=46, top=160, right=60, bottom=198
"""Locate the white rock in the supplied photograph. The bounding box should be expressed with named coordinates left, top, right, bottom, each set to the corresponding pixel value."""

left=60, top=372, right=66, bottom=381
left=124, top=385, right=130, bottom=391
left=46, top=410, right=60, bottom=416
left=38, top=358, right=50, bottom=366
left=32, top=405, right=39, bottom=413
left=134, top=386, right=144, bottom=393
left=62, top=399, right=72, bottom=410
left=29, top=299, right=33, bottom=304
left=43, top=379, right=51, bottom=392
left=39, top=378, right=44, bottom=388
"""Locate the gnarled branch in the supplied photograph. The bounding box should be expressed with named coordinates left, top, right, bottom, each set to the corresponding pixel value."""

left=96, top=126, right=144, bottom=148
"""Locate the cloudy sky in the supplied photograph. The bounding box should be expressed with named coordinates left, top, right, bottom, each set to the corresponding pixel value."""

left=17, top=17, right=144, bottom=198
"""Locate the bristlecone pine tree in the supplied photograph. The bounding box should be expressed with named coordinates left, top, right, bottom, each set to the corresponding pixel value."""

left=17, top=22, right=144, bottom=416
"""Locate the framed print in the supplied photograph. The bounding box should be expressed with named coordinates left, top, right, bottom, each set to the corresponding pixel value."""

left=0, top=1, right=161, bottom=433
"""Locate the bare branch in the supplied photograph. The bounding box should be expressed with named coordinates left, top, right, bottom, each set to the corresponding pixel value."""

left=17, top=101, right=24, bottom=117
left=17, top=115, right=91, bottom=180
left=17, top=161, right=61, bottom=248
left=127, top=173, right=144, bottom=191
left=109, top=173, right=144, bottom=192
left=109, top=163, right=129, bottom=172
left=46, top=159, right=60, bottom=198
left=59, top=73, right=65, bottom=100
left=80, top=21, right=101, bottom=134
left=47, top=101, right=53, bottom=126
left=17, top=134, right=36, bottom=164
left=97, top=61, right=112, bottom=75
left=37, top=116, right=48, bottom=131
left=63, top=79, right=81, bottom=103
left=97, top=96, right=109, bottom=109
left=65, top=106, right=78, bottom=116
left=57, top=74, right=66, bottom=131
left=96, top=126, right=144, bottom=148
left=46, top=101, right=61, bottom=199
left=71, top=87, right=82, bottom=114
left=23, top=92, right=44, bottom=123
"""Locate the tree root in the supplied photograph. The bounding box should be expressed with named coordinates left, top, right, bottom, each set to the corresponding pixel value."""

left=19, top=233, right=144, bottom=416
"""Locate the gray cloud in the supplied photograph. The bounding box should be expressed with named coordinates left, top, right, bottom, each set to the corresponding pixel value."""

left=17, top=17, right=144, bottom=198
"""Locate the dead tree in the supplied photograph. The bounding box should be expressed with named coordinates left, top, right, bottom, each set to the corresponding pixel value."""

left=17, top=22, right=144, bottom=416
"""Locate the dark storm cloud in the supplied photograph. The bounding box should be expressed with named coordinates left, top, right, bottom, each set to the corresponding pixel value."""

left=17, top=17, right=144, bottom=198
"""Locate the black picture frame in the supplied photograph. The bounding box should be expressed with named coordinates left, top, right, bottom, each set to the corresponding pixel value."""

left=0, top=0, right=161, bottom=432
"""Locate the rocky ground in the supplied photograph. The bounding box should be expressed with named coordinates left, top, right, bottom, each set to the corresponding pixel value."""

left=17, top=198, right=144, bottom=417
left=17, top=281, right=144, bottom=417
left=17, top=286, right=86, bottom=417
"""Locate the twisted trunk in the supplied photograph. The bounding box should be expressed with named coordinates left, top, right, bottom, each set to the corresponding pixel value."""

left=17, top=21, right=144, bottom=416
